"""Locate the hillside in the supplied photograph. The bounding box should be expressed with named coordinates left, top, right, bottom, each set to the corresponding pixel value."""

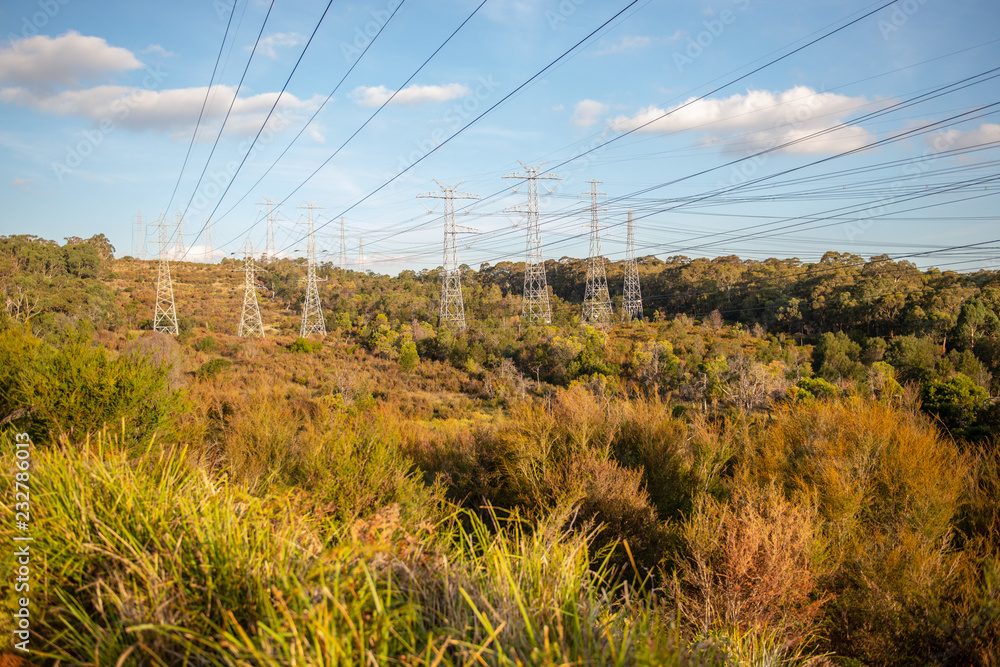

left=1, top=233, right=998, bottom=665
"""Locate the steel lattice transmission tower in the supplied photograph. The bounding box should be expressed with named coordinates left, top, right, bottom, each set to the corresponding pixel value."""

left=504, top=162, right=561, bottom=324
left=419, top=181, right=480, bottom=331
left=173, top=213, right=186, bottom=257
left=298, top=203, right=326, bottom=337
left=235, top=240, right=265, bottom=338
left=357, top=236, right=366, bottom=273
left=622, top=210, right=643, bottom=320
left=132, top=212, right=145, bottom=259
left=153, top=214, right=179, bottom=335
left=257, top=199, right=278, bottom=263
left=337, top=217, right=348, bottom=270
left=582, top=179, right=613, bottom=325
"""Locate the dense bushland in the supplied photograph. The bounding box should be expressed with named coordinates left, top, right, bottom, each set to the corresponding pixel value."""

left=0, top=235, right=998, bottom=664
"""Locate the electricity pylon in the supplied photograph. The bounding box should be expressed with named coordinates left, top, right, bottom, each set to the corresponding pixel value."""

left=173, top=213, right=185, bottom=257
left=338, top=217, right=348, bottom=270
left=235, top=240, right=265, bottom=338
left=298, top=203, right=326, bottom=337
left=623, top=210, right=643, bottom=320
left=419, top=181, right=480, bottom=331
left=357, top=236, right=366, bottom=273
left=132, top=212, right=145, bottom=259
left=504, top=162, right=560, bottom=324
left=257, top=199, right=277, bottom=263
left=153, top=214, right=179, bottom=335
left=582, top=179, right=613, bottom=325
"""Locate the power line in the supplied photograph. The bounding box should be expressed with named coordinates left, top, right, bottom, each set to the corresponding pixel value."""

left=162, top=0, right=240, bottom=219
left=244, top=0, right=642, bottom=259
left=208, top=0, right=409, bottom=229
left=321, top=0, right=917, bottom=259
left=176, top=0, right=277, bottom=229
left=460, top=100, right=1000, bottom=269
left=187, top=0, right=339, bottom=254
left=219, top=0, right=493, bottom=254
left=257, top=199, right=278, bottom=263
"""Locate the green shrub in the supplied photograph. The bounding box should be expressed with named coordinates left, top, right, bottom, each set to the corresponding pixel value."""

left=290, top=336, right=322, bottom=353
left=921, top=373, right=989, bottom=440
left=797, top=376, right=841, bottom=399
left=399, top=340, right=419, bottom=371
left=196, top=357, right=232, bottom=378
left=813, top=331, right=864, bottom=381
left=0, top=326, right=178, bottom=446
left=194, top=334, right=217, bottom=352
left=612, top=398, right=694, bottom=520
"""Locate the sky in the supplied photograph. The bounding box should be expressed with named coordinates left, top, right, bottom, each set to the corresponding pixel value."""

left=0, top=0, right=998, bottom=275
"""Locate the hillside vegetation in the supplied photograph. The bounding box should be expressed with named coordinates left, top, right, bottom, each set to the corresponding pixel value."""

left=1, top=234, right=998, bottom=665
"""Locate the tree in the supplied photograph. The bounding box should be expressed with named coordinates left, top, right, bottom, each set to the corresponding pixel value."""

left=399, top=340, right=419, bottom=372
left=955, top=297, right=1000, bottom=349
left=813, top=331, right=864, bottom=381
left=920, top=373, right=988, bottom=439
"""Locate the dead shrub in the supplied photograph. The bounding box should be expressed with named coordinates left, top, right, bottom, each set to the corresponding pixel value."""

left=672, top=485, right=827, bottom=647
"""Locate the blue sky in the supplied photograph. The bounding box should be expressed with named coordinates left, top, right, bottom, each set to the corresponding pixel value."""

left=1, top=0, right=998, bottom=274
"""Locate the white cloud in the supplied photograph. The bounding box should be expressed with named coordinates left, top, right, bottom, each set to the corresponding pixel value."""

left=255, top=32, right=303, bottom=59
left=570, top=99, right=608, bottom=127
left=183, top=245, right=223, bottom=263
left=593, top=35, right=652, bottom=56
left=308, top=123, right=325, bottom=143
left=927, top=123, right=1000, bottom=152
left=142, top=44, right=174, bottom=58
left=349, top=83, right=472, bottom=107
left=610, top=87, right=877, bottom=155
left=0, top=31, right=142, bottom=87
left=0, top=84, right=317, bottom=138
